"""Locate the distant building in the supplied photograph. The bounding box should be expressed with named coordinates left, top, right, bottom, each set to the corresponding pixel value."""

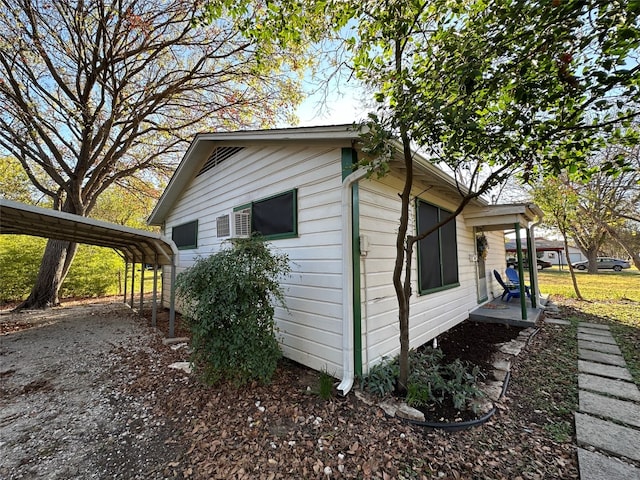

left=505, top=238, right=587, bottom=266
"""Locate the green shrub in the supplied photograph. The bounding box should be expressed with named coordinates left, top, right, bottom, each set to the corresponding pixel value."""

left=363, top=348, right=485, bottom=413
left=61, top=245, right=123, bottom=298
left=175, top=237, right=290, bottom=386
left=0, top=235, right=126, bottom=302
left=0, top=235, right=45, bottom=302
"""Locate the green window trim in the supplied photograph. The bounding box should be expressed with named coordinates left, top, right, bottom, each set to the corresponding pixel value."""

left=234, top=189, right=298, bottom=240
left=172, top=220, right=198, bottom=250
left=416, top=199, right=459, bottom=294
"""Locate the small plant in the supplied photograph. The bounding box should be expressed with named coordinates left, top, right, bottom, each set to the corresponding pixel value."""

left=175, top=236, right=290, bottom=386
left=317, top=367, right=335, bottom=400
left=361, top=356, right=400, bottom=397
left=362, top=348, right=485, bottom=414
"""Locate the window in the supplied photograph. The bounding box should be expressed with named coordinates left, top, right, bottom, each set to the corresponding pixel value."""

left=216, top=215, right=230, bottom=237
left=235, top=189, right=297, bottom=240
left=172, top=220, right=198, bottom=249
left=416, top=200, right=459, bottom=293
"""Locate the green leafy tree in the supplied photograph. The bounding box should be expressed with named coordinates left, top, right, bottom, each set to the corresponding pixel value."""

left=532, top=177, right=584, bottom=299
left=0, top=156, right=37, bottom=204
left=0, top=0, right=312, bottom=309
left=175, top=237, right=290, bottom=385
left=341, top=0, right=640, bottom=390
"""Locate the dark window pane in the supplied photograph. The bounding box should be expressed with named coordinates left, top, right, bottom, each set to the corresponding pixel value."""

left=251, top=190, right=295, bottom=237
left=172, top=220, right=198, bottom=249
left=417, top=202, right=441, bottom=290
left=440, top=212, right=458, bottom=286
left=417, top=200, right=458, bottom=292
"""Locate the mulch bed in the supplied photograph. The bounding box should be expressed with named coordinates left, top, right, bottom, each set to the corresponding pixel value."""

left=120, top=309, right=578, bottom=479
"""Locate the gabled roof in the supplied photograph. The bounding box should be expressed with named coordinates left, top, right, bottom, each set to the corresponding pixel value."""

left=148, top=124, right=487, bottom=225
left=1, top=199, right=177, bottom=265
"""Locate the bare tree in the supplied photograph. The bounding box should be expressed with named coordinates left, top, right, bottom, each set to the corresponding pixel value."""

left=569, top=146, right=640, bottom=273
left=0, top=0, right=305, bottom=308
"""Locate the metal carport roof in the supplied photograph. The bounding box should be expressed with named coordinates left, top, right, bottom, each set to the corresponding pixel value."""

left=0, top=198, right=178, bottom=336
left=0, top=198, right=177, bottom=265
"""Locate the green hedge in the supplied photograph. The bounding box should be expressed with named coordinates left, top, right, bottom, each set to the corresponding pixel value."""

left=0, top=235, right=153, bottom=303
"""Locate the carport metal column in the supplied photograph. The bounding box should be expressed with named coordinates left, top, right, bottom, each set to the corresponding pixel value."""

left=169, top=255, right=177, bottom=338
left=152, top=253, right=158, bottom=327
left=139, top=255, right=145, bottom=314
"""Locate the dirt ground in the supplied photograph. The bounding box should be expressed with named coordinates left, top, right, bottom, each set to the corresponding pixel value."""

left=0, top=303, right=184, bottom=479
left=0, top=301, right=579, bottom=479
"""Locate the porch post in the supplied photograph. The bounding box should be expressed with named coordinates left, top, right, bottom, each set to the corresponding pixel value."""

left=514, top=224, right=527, bottom=321
left=526, top=231, right=538, bottom=308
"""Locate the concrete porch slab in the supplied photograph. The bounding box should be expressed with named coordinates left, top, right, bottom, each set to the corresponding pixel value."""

left=577, top=332, right=618, bottom=345
left=575, top=412, right=640, bottom=462
left=577, top=448, right=640, bottom=480
left=579, top=373, right=640, bottom=401
left=579, top=390, right=640, bottom=428
left=469, top=301, right=540, bottom=327
left=579, top=349, right=627, bottom=367
left=578, top=340, right=622, bottom=355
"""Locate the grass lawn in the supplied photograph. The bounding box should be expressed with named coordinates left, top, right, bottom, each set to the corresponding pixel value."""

left=537, top=267, right=640, bottom=385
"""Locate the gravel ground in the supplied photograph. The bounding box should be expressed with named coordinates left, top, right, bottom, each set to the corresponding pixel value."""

left=0, top=303, right=184, bottom=479
left=0, top=301, right=580, bottom=479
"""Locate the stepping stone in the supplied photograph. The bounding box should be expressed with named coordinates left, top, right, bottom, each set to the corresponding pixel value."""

left=577, top=332, right=617, bottom=345
left=579, top=390, right=640, bottom=428
left=578, top=327, right=615, bottom=337
left=575, top=412, right=640, bottom=462
left=579, top=322, right=611, bottom=331
left=579, top=350, right=627, bottom=367
left=579, top=373, right=640, bottom=401
left=578, top=340, right=622, bottom=355
left=577, top=448, right=640, bottom=480
left=578, top=361, right=634, bottom=382
left=545, top=318, right=571, bottom=326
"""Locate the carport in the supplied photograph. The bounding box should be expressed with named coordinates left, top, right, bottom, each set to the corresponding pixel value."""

left=0, top=198, right=179, bottom=336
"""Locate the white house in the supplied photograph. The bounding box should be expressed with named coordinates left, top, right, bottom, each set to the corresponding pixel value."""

left=148, top=125, right=542, bottom=394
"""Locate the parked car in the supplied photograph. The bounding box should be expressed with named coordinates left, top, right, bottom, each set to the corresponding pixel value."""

left=506, top=257, right=553, bottom=270
left=571, top=257, right=631, bottom=272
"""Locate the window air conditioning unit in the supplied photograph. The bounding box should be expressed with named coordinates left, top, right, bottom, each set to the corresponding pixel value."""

left=232, top=210, right=251, bottom=238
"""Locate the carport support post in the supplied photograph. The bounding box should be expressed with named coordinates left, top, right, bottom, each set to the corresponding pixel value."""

left=123, top=261, right=128, bottom=305
left=139, top=256, right=145, bottom=315
left=152, top=254, right=158, bottom=328
left=514, top=224, right=527, bottom=321
left=169, top=257, right=176, bottom=338
left=130, top=259, right=135, bottom=308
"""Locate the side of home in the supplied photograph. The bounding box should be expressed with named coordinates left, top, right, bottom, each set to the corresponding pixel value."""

left=149, top=125, right=539, bottom=393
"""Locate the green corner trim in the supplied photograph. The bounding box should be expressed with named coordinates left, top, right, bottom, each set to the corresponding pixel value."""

left=342, top=148, right=362, bottom=377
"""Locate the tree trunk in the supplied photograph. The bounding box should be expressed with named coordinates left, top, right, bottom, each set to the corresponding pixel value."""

left=16, top=239, right=78, bottom=310
left=585, top=249, right=599, bottom=274
left=561, top=233, right=583, bottom=300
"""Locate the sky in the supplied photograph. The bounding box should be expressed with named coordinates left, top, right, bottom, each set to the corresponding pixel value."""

left=293, top=88, right=369, bottom=127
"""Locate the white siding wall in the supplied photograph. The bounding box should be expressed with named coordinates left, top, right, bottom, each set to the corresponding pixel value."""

left=484, top=231, right=509, bottom=299
left=162, top=145, right=346, bottom=375
left=358, top=174, right=485, bottom=373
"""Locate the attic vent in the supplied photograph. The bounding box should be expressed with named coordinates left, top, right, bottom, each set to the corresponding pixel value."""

left=233, top=209, right=251, bottom=238
left=197, top=146, right=244, bottom=176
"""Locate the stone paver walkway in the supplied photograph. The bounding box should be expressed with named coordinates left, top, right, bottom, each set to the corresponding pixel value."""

left=544, top=311, right=640, bottom=480
left=568, top=319, right=639, bottom=479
